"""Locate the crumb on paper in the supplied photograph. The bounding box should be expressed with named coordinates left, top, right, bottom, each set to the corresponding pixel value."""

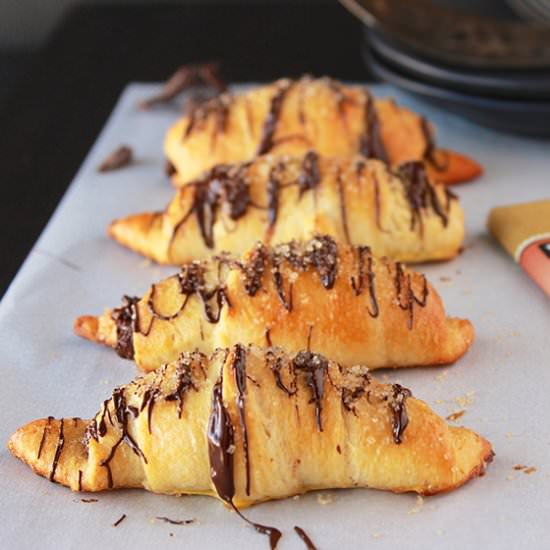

left=454, top=391, right=475, bottom=408
left=461, top=289, right=472, bottom=296
left=446, top=410, right=466, bottom=422
left=435, top=398, right=444, bottom=405
left=98, top=145, right=133, bottom=173
left=372, top=532, right=382, bottom=539
left=408, top=495, right=424, bottom=515
left=506, top=432, right=514, bottom=439
left=436, top=529, right=445, bottom=536
left=439, top=276, right=452, bottom=284
left=510, top=330, right=519, bottom=337
left=293, top=495, right=300, bottom=500
left=505, top=475, right=515, bottom=481
left=139, top=258, right=153, bottom=269
left=435, top=370, right=448, bottom=382
left=513, top=465, right=537, bottom=474
left=317, top=493, right=333, bottom=505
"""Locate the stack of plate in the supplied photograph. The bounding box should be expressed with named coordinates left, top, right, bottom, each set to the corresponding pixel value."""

left=340, top=0, right=550, bottom=136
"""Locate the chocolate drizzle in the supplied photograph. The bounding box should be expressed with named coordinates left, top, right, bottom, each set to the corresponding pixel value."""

left=37, top=416, right=53, bottom=460
left=297, top=151, right=320, bottom=199
left=49, top=419, right=65, bottom=482
left=165, top=355, right=199, bottom=419
left=394, top=262, right=429, bottom=330
left=207, top=366, right=282, bottom=549
left=231, top=344, right=251, bottom=495
left=420, top=117, right=449, bottom=171
left=350, top=246, right=379, bottom=318
left=359, top=91, right=389, bottom=163
left=170, top=164, right=252, bottom=251
left=292, top=351, right=328, bottom=431
left=294, top=526, right=318, bottom=550
left=96, top=387, right=148, bottom=487
left=267, top=350, right=296, bottom=397
left=267, top=164, right=283, bottom=232
left=257, top=80, right=292, bottom=155
left=184, top=94, right=232, bottom=146
left=389, top=384, right=412, bottom=444
left=398, top=161, right=455, bottom=232
left=111, top=295, right=140, bottom=359
left=336, top=167, right=351, bottom=244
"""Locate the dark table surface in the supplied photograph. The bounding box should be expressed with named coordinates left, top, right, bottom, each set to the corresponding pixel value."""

left=0, top=2, right=368, bottom=298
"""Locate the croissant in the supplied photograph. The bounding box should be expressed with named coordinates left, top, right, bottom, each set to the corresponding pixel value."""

left=74, top=236, right=474, bottom=372
left=109, top=155, right=464, bottom=265
left=8, top=345, right=493, bottom=514
left=164, top=76, right=482, bottom=186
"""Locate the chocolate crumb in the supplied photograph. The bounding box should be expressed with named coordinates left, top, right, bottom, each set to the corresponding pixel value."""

left=155, top=516, right=196, bottom=526
left=446, top=410, right=465, bottom=421
left=98, top=146, right=133, bottom=172
left=138, top=61, right=226, bottom=110
left=113, top=514, right=126, bottom=527
left=80, top=498, right=98, bottom=503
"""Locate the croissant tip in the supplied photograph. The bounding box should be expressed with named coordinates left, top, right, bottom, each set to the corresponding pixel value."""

left=433, top=149, right=483, bottom=185
left=74, top=315, right=99, bottom=342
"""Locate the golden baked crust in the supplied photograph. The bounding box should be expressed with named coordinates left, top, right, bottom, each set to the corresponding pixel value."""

left=164, top=77, right=482, bottom=185
left=109, top=155, right=464, bottom=265
left=74, top=236, right=474, bottom=372
left=8, top=345, right=493, bottom=507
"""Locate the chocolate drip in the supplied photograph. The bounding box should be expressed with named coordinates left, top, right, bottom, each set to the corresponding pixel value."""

left=336, top=168, right=351, bottom=244
left=231, top=344, right=251, bottom=495
left=394, top=263, right=429, bottom=329
left=398, top=161, right=454, bottom=231
left=111, top=295, right=140, bottom=359
left=272, top=256, right=294, bottom=311
left=146, top=261, right=230, bottom=335
left=305, top=235, right=338, bottom=290
left=297, top=151, right=320, bottom=199
left=293, top=351, right=328, bottom=431
left=155, top=516, right=195, bottom=526
left=111, top=388, right=148, bottom=463
left=267, top=164, right=283, bottom=231
left=240, top=244, right=268, bottom=296
left=389, top=384, right=412, bottom=444
left=257, top=81, right=292, bottom=155
left=165, top=355, right=199, bottom=419
left=165, top=160, right=176, bottom=177
left=77, top=470, right=83, bottom=491
left=170, top=165, right=251, bottom=250
left=140, top=384, right=160, bottom=434
left=350, top=246, right=379, bottom=318
left=420, top=117, right=449, bottom=171
left=294, top=526, right=318, bottom=550
left=265, top=328, right=273, bottom=347
left=359, top=91, right=389, bottom=163
left=327, top=78, right=347, bottom=120
left=268, top=351, right=296, bottom=397
left=207, top=370, right=282, bottom=548
left=49, top=419, right=65, bottom=482
left=37, top=416, right=53, bottom=460
left=207, top=372, right=235, bottom=502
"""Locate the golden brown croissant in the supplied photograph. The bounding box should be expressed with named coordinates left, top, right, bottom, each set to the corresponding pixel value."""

left=8, top=345, right=493, bottom=514
left=75, top=236, right=474, bottom=372
left=109, top=154, right=464, bottom=265
left=164, top=76, right=482, bottom=186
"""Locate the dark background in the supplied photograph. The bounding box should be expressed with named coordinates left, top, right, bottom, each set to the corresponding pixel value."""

left=0, top=0, right=366, bottom=298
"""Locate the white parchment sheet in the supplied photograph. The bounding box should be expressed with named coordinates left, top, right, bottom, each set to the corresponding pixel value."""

left=1, top=83, right=549, bottom=549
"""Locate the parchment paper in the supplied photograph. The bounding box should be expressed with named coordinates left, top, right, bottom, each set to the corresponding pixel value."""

left=1, top=83, right=549, bottom=549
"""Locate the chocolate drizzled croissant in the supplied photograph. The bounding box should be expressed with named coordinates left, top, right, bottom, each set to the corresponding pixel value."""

left=109, top=154, right=464, bottom=265
left=75, top=236, right=474, bottom=372
left=9, top=345, right=493, bottom=510
left=164, top=76, right=482, bottom=186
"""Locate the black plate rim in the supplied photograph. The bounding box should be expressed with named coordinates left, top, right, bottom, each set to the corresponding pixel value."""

left=362, top=43, right=550, bottom=112
left=366, top=29, right=550, bottom=99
